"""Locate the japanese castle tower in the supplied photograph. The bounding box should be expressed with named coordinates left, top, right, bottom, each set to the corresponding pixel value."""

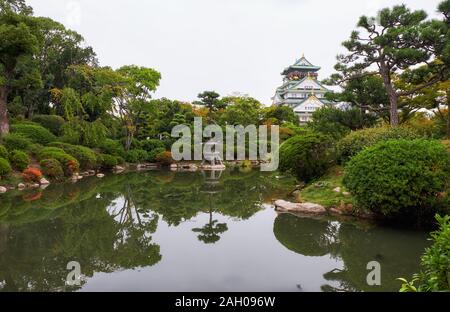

left=273, top=55, right=332, bottom=124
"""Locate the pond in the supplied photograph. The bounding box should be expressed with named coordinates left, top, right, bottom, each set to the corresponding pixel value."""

left=0, top=169, right=429, bottom=292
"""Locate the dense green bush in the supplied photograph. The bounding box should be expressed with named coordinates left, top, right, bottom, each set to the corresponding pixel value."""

left=147, top=147, right=166, bottom=163
left=61, top=119, right=108, bottom=148
left=100, top=139, right=125, bottom=157
left=9, top=150, right=30, bottom=171
left=125, top=149, right=148, bottom=163
left=32, top=115, right=66, bottom=136
left=49, top=142, right=97, bottom=170
left=155, top=151, right=174, bottom=166
left=40, top=159, right=64, bottom=180
left=1, top=133, right=32, bottom=151
left=38, top=147, right=80, bottom=176
left=343, top=139, right=450, bottom=222
left=0, top=145, right=7, bottom=159
left=399, top=215, right=450, bottom=292
left=11, top=123, right=57, bottom=145
left=141, top=139, right=166, bottom=153
left=279, top=133, right=334, bottom=182
left=0, top=157, right=12, bottom=177
left=99, top=154, right=118, bottom=169
left=28, top=143, right=44, bottom=158
left=337, top=126, right=419, bottom=163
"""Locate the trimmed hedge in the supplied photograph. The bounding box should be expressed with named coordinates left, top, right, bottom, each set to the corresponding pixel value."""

left=0, top=157, right=12, bottom=177
left=100, top=139, right=125, bottom=157
left=49, top=142, right=97, bottom=170
left=0, top=145, right=7, bottom=159
left=32, top=115, right=65, bottom=136
left=155, top=151, right=174, bottom=166
left=125, top=149, right=148, bottom=163
left=279, top=133, right=334, bottom=182
left=1, top=133, right=32, bottom=151
left=40, top=159, right=64, bottom=180
left=337, top=126, right=419, bottom=163
left=147, top=148, right=166, bottom=163
left=9, top=150, right=30, bottom=171
left=141, top=139, right=166, bottom=153
left=38, top=147, right=80, bottom=177
left=99, top=154, right=118, bottom=169
left=343, top=139, right=450, bottom=222
left=11, top=123, right=57, bottom=145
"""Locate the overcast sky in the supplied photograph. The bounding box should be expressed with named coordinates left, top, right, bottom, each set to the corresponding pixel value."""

left=27, top=0, right=443, bottom=104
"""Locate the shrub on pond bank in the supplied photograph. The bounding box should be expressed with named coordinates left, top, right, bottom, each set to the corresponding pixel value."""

left=49, top=143, right=97, bottom=170
left=343, top=139, right=450, bottom=223
left=38, top=147, right=80, bottom=177
left=155, top=151, right=174, bottom=166
left=147, top=147, right=166, bottom=163
left=40, top=159, right=64, bottom=180
left=22, top=168, right=43, bottom=183
left=31, top=115, right=65, bottom=136
left=100, top=139, right=125, bottom=157
left=0, top=145, right=7, bottom=159
left=279, top=132, right=334, bottom=183
left=337, top=126, right=420, bottom=163
left=1, top=134, right=32, bottom=151
left=11, top=123, right=57, bottom=145
left=9, top=150, right=30, bottom=171
left=98, top=154, right=118, bottom=170
left=125, top=149, right=148, bottom=164
left=141, top=139, right=166, bottom=153
left=0, top=157, right=12, bottom=177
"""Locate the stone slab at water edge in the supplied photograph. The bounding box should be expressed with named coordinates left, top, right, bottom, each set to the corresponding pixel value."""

left=274, top=200, right=327, bottom=215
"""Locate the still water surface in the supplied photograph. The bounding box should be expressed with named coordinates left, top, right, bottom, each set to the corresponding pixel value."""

left=0, top=169, right=429, bottom=292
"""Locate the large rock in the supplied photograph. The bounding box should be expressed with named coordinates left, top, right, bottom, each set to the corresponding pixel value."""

left=18, top=183, right=26, bottom=190
left=274, top=200, right=327, bottom=215
left=0, top=186, right=7, bottom=194
left=40, top=178, right=50, bottom=185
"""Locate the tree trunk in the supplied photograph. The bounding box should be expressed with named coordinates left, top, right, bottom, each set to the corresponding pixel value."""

left=0, top=86, right=10, bottom=137
left=380, top=62, right=399, bottom=127
left=389, top=92, right=399, bottom=127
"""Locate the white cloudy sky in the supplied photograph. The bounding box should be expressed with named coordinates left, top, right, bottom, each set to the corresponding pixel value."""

left=27, top=0, right=443, bottom=104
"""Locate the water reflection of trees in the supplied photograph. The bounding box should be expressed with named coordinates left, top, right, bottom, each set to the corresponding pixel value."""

left=273, top=213, right=429, bottom=292
left=0, top=169, right=296, bottom=291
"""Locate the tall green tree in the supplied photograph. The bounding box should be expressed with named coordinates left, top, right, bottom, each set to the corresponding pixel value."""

left=0, top=10, right=37, bottom=136
left=0, top=0, right=32, bottom=15
left=330, top=3, right=449, bottom=126
left=194, top=91, right=226, bottom=113
left=115, top=65, right=161, bottom=150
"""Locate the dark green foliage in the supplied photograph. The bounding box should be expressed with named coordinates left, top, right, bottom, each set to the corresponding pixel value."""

left=147, top=147, right=166, bottom=163
left=0, top=157, right=12, bottom=177
left=1, top=133, right=32, bottom=151
left=309, top=106, right=378, bottom=140
left=279, top=133, right=334, bottom=182
left=140, top=139, right=165, bottom=153
left=38, top=147, right=79, bottom=177
left=343, top=139, right=450, bottom=222
left=100, top=139, right=125, bottom=157
left=125, top=149, right=148, bottom=164
left=49, top=142, right=97, bottom=170
left=0, top=145, right=7, bottom=159
left=99, top=154, right=118, bottom=170
left=155, top=151, right=173, bottom=166
left=31, top=115, right=65, bottom=136
left=40, top=159, right=64, bottom=180
left=337, top=126, right=420, bottom=163
left=9, top=150, right=29, bottom=171
left=11, top=123, right=56, bottom=145
left=61, top=119, right=108, bottom=148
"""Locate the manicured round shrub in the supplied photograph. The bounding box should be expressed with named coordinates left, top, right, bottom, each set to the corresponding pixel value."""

left=28, top=143, right=44, bottom=157
left=0, top=145, right=7, bottom=159
left=337, top=126, right=419, bottom=163
left=9, top=150, right=30, bottom=171
left=155, top=151, right=174, bottom=166
left=31, top=115, right=65, bottom=136
left=99, top=154, right=118, bottom=170
left=116, top=156, right=125, bottom=165
left=49, top=142, right=97, bottom=170
left=100, top=139, right=125, bottom=157
left=279, top=133, right=334, bottom=182
left=0, top=157, right=12, bottom=177
left=343, top=139, right=450, bottom=221
left=1, top=133, right=32, bottom=151
left=125, top=149, right=148, bottom=163
left=141, top=139, right=166, bottom=153
left=11, top=123, right=56, bottom=145
left=38, top=147, right=79, bottom=177
left=22, top=168, right=43, bottom=183
left=147, top=147, right=166, bottom=163
left=40, top=159, right=64, bottom=180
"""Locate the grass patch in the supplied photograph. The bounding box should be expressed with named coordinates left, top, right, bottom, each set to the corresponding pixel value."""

left=298, top=166, right=355, bottom=208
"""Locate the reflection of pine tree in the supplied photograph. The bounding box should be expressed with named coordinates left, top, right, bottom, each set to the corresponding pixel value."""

left=192, top=209, right=228, bottom=244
